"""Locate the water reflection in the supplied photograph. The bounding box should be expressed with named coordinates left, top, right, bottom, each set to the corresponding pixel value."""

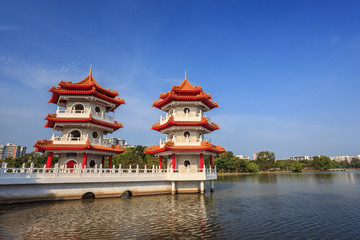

left=1, top=171, right=360, bottom=239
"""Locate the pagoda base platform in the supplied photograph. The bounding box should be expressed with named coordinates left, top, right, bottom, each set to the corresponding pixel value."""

left=0, top=164, right=216, bottom=204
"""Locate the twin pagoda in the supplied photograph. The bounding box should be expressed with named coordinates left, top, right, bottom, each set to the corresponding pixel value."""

left=145, top=72, right=226, bottom=172
left=34, top=69, right=225, bottom=175
left=34, top=68, right=126, bottom=168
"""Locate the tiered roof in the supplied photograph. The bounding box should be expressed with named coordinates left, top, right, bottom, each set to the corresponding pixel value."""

left=34, top=139, right=125, bottom=154
left=151, top=116, right=219, bottom=132
left=49, top=73, right=125, bottom=111
left=44, top=113, right=123, bottom=131
left=145, top=72, right=226, bottom=155
left=145, top=140, right=226, bottom=154
left=36, top=67, right=126, bottom=155
left=152, top=78, right=218, bottom=110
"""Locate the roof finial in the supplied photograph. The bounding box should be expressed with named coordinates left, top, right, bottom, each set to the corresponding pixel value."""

left=89, top=64, right=93, bottom=76
left=185, top=70, right=187, bottom=80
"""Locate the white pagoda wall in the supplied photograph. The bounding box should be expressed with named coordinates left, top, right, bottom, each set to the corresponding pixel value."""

left=60, top=127, right=106, bottom=140
left=65, top=100, right=109, bottom=113
left=171, top=130, right=202, bottom=143
left=166, top=154, right=200, bottom=171
left=177, top=154, right=199, bottom=171
left=57, top=153, right=102, bottom=168
left=171, top=106, right=204, bottom=114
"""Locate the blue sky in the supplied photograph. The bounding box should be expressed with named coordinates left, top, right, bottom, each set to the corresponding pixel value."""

left=0, top=0, right=359, bottom=159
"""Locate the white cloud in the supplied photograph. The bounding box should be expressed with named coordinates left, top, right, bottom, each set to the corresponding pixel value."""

left=0, top=56, right=83, bottom=90
left=0, top=25, right=20, bottom=31
left=330, top=35, right=340, bottom=43
left=212, top=113, right=344, bottom=159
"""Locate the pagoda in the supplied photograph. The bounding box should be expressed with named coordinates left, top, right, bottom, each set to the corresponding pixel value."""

left=145, top=71, right=225, bottom=175
left=34, top=66, right=126, bottom=168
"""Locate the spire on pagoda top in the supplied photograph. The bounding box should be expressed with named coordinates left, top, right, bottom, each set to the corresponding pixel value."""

left=48, top=67, right=126, bottom=110
left=89, top=64, right=93, bottom=76
left=171, top=70, right=203, bottom=92
left=152, top=71, right=218, bottom=110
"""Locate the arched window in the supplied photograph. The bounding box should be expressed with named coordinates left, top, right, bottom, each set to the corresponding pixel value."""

left=69, top=130, right=81, bottom=140
left=66, top=160, right=77, bottom=168
left=183, top=160, right=191, bottom=167
left=95, top=106, right=101, bottom=113
left=72, top=104, right=84, bottom=113
left=89, top=160, right=96, bottom=168
left=183, top=131, right=190, bottom=138
left=183, top=107, right=190, bottom=114
left=169, top=132, right=174, bottom=141
left=92, top=131, right=98, bottom=138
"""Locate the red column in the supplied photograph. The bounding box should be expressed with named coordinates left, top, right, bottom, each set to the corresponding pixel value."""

left=210, top=155, right=213, bottom=169
left=101, top=156, right=105, bottom=167
left=200, top=153, right=204, bottom=172
left=82, top=152, right=87, bottom=168
left=46, top=152, right=54, bottom=168
left=172, top=154, right=175, bottom=170
left=159, top=156, right=163, bottom=169
left=108, top=155, right=113, bottom=168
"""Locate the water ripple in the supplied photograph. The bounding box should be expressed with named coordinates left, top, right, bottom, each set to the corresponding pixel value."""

left=1, top=172, right=360, bottom=239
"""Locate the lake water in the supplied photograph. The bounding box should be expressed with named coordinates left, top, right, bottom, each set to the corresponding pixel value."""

left=1, top=171, right=360, bottom=239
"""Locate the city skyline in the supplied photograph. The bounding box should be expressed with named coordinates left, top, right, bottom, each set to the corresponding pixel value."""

left=1, top=1, right=360, bottom=159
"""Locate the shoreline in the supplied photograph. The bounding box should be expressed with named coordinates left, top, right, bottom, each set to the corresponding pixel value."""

left=0, top=205, right=14, bottom=214
left=217, top=169, right=358, bottom=176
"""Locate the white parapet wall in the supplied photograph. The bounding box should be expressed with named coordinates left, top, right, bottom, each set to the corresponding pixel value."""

left=0, top=163, right=217, bottom=204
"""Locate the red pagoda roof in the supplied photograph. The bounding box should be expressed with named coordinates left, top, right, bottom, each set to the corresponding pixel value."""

left=171, top=79, right=203, bottom=94
left=151, top=116, right=219, bottom=132
left=153, top=77, right=219, bottom=110
left=44, top=113, right=123, bottom=131
left=48, top=73, right=125, bottom=111
left=144, top=141, right=226, bottom=154
left=34, top=139, right=126, bottom=154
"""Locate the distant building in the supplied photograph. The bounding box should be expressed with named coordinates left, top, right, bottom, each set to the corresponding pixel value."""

left=106, top=137, right=135, bottom=148
left=235, top=155, right=250, bottom=160
left=253, top=153, right=257, bottom=160
left=330, top=156, right=354, bottom=163
left=289, top=156, right=313, bottom=161
left=0, top=143, right=27, bottom=160
left=0, top=145, right=4, bottom=159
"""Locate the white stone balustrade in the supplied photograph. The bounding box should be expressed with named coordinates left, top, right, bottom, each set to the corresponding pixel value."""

left=91, top=138, right=113, bottom=147
left=160, top=137, right=210, bottom=147
left=92, top=111, right=114, bottom=123
left=159, top=112, right=211, bottom=125
left=56, top=108, right=90, bottom=118
left=56, top=107, right=115, bottom=124
left=0, top=163, right=217, bottom=182
left=175, top=138, right=202, bottom=146
left=51, top=134, right=113, bottom=147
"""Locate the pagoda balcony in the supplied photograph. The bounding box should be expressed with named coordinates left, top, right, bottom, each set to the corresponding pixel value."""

left=51, top=134, right=113, bottom=148
left=159, top=137, right=211, bottom=147
left=0, top=163, right=217, bottom=181
left=56, top=107, right=115, bottom=124
left=159, top=112, right=211, bottom=125
left=56, top=108, right=90, bottom=118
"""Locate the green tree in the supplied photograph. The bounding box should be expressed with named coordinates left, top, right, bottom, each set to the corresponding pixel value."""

left=290, top=162, right=303, bottom=172
left=312, top=155, right=331, bottom=170
left=339, top=160, right=351, bottom=168
left=351, top=158, right=360, bottom=168
left=112, top=146, right=160, bottom=168
left=3, top=152, right=58, bottom=168
left=213, top=152, right=238, bottom=172
left=274, top=160, right=292, bottom=171
left=255, top=151, right=275, bottom=171
left=246, top=162, right=259, bottom=173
